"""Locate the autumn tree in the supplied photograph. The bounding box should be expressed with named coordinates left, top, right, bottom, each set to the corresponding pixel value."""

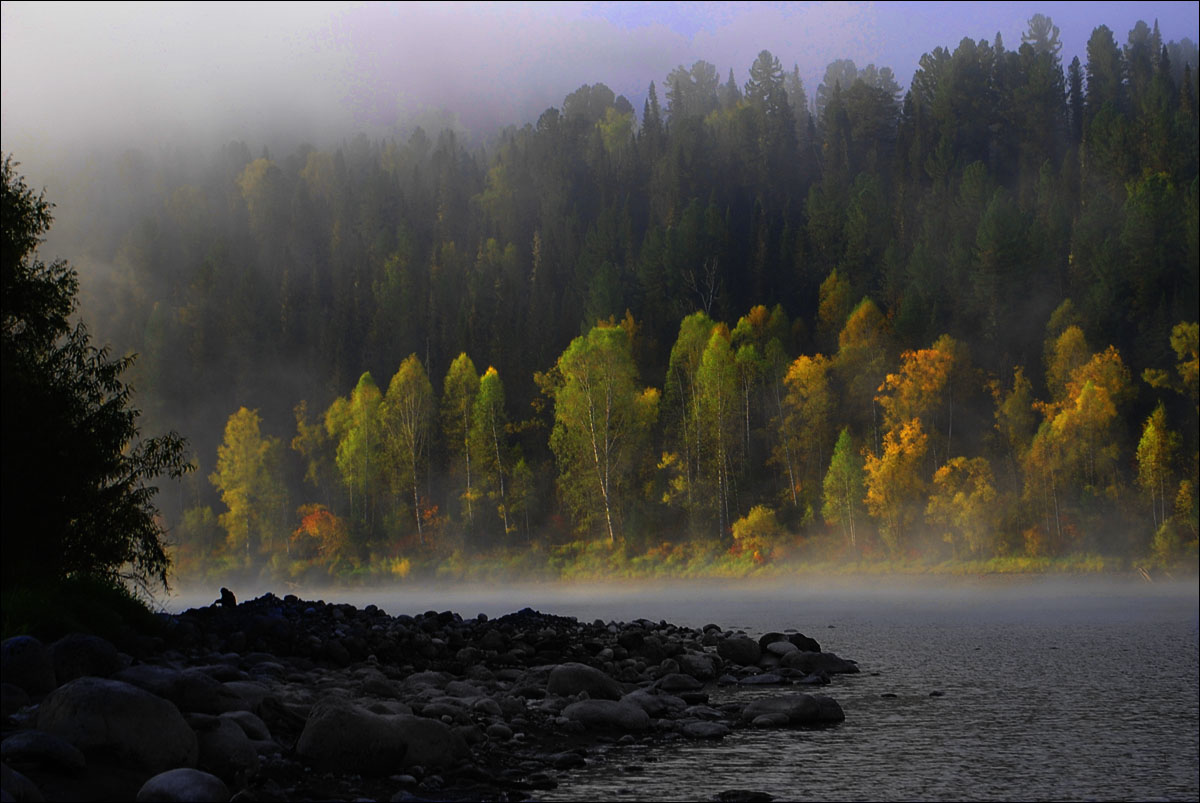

left=926, top=456, right=1000, bottom=558
left=823, top=428, right=865, bottom=550
left=863, top=418, right=929, bottom=557
left=834, top=297, right=891, bottom=450
left=441, top=352, right=480, bottom=531
left=210, top=407, right=288, bottom=568
left=325, top=372, right=386, bottom=541
left=550, top=322, right=658, bottom=543
left=382, top=355, right=435, bottom=543
left=782, top=353, right=835, bottom=507
left=696, top=324, right=741, bottom=537
left=1136, top=402, right=1179, bottom=531
left=471, top=366, right=511, bottom=538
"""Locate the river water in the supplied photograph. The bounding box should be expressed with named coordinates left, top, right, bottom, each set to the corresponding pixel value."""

left=167, top=576, right=1200, bottom=801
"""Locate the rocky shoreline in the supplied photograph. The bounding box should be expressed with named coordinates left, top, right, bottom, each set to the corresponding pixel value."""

left=1, top=591, right=860, bottom=802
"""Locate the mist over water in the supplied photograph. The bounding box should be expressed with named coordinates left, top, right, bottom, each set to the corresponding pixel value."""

left=165, top=576, right=1199, bottom=801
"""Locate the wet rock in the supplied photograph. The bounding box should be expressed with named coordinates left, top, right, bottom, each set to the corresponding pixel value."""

left=1, top=637, right=56, bottom=695
left=764, top=640, right=798, bottom=657
left=738, top=673, right=787, bottom=686
left=48, top=634, right=123, bottom=683
left=779, top=650, right=859, bottom=675
left=0, top=730, right=87, bottom=775
left=680, top=721, right=729, bottom=739
left=740, top=694, right=820, bottom=726
left=787, top=633, right=821, bottom=653
left=561, top=700, right=650, bottom=732
left=37, top=677, right=198, bottom=773
left=716, top=636, right=761, bottom=667
left=546, top=662, right=623, bottom=700
left=715, top=790, right=773, bottom=802
left=136, top=767, right=230, bottom=802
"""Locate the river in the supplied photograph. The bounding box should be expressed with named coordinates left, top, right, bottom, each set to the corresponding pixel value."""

left=167, top=575, right=1200, bottom=801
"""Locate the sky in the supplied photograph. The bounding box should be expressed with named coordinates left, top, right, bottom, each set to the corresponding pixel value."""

left=3, top=1, right=1198, bottom=166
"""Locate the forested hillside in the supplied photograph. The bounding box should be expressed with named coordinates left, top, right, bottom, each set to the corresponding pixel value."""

left=53, top=16, right=1199, bottom=581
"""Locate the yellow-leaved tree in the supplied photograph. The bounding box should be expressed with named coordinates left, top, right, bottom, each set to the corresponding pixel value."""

left=863, top=418, right=928, bottom=557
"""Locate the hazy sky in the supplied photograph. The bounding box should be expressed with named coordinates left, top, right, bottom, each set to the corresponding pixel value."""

left=3, top=1, right=1198, bottom=164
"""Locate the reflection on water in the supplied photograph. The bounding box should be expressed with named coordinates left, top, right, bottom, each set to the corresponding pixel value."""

left=166, top=577, right=1199, bottom=802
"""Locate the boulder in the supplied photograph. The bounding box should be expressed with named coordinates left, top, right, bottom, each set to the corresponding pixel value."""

left=296, top=698, right=407, bottom=775
left=764, top=640, right=798, bottom=657
left=136, top=768, right=230, bottom=802
left=195, top=717, right=259, bottom=786
left=740, top=694, right=820, bottom=726
left=218, top=710, right=271, bottom=742
left=716, top=636, right=761, bottom=667
left=36, top=677, right=197, bottom=773
left=680, top=721, right=729, bottom=739
left=1, top=683, right=30, bottom=720
left=546, top=662, right=623, bottom=700
left=0, top=763, right=44, bottom=802
left=779, top=650, right=859, bottom=675
left=561, top=699, right=650, bottom=732
left=0, top=730, right=86, bottom=775
left=677, top=650, right=720, bottom=680
left=48, top=634, right=122, bottom=683
left=788, top=633, right=821, bottom=653
left=1, top=637, right=56, bottom=695
left=391, top=715, right=468, bottom=768
left=657, top=672, right=703, bottom=692
left=740, top=693, right=844, bottom=726
left=113, top=665, right=181, bottom=701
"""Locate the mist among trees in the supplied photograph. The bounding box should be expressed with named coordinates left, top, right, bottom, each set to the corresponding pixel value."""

left=22, top=15, right=1198, bottom=582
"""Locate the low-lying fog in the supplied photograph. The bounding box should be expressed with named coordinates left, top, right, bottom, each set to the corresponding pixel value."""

left=162, top=576, right=1200, bottom=633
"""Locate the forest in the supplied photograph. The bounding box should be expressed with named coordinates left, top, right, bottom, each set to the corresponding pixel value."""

left=38, top=15, right=1199, bottom=583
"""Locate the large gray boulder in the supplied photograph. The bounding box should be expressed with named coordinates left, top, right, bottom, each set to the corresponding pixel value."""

left=135, top=768, right=230, bottom=802
left=36, top=677, right=197, bottom=773
left=561, top=699, right=651, bottom=732
left=1, top=636, right=56, bottom=695
left=677, top=650, right=721, bottom=680
left=546, top=662, right=623, bottom=700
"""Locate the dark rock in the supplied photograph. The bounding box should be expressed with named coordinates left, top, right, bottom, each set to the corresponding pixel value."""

left=546, top=662, right=623, bottom=700
left=681, top=721, right=729, bottom=739
left=740, top=694, right=821, bottom=726
left=561, top=700, right=651, bottom=732
left=0, top=763, right=45, bottom=802
left=295, top=698, right=407, bottom=775
left=1, top=684, right=30, bottom=720
left=757, top=632, right=787, bottom=651
left=738, top=673, right=787, bottom=686
left=715, top=790, right=773, bottom=802
left=195, top=717, right=259, bottom=787
left=36, top=677, right=198, bottom=773
left=779, top=650, right=859, bottom=675
left=48, top=634, right=123, bottom=683
left=716, top=636, right=761, bottom=667
left=787, top=633, right=821, bottom=652
left=1, top=637, right=56, bottom=695
left=0, top=730, right=86, bottom=775
left=136, top=768, right=230, bottom=802
left=657, top=672, right=703, bottom=692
